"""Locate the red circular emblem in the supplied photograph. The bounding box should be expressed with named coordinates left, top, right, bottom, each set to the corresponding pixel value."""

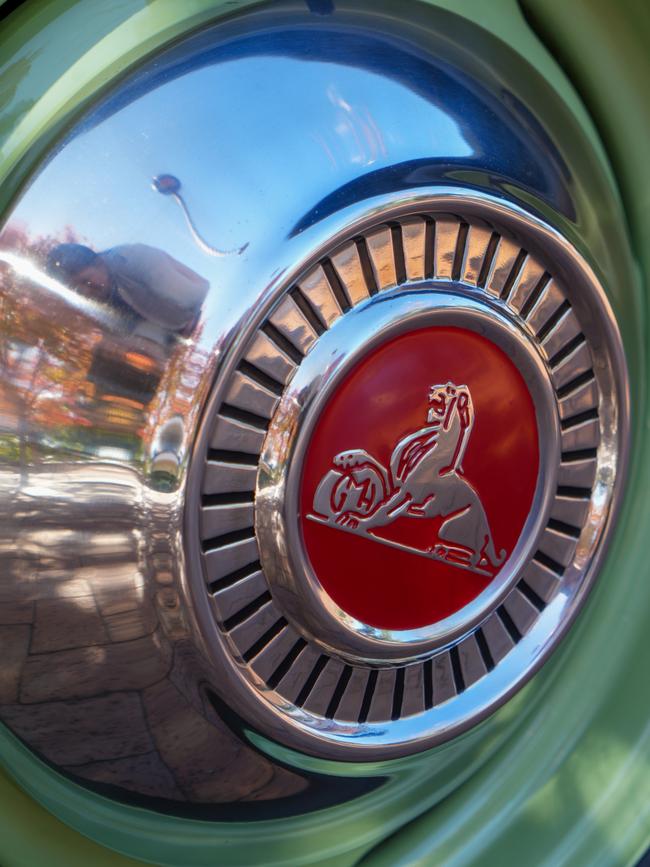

left=299, top=326, right=539, bottom=630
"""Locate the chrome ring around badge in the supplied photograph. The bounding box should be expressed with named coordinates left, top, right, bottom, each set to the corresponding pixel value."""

left=258, top=289, right=561, bottom=662
left=187, top=192, right=627, bottom=758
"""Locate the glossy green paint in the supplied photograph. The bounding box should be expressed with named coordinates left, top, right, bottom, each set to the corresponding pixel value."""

left=0, top=1, right=648, bottom=866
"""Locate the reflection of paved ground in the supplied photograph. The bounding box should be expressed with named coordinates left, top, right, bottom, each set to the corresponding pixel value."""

left=0, top=463, right=307, bottom=804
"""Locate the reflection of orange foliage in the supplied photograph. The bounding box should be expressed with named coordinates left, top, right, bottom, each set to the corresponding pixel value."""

left=1, top=223, right=212, bottom=452
left=0, top=223, right=98, bottom=434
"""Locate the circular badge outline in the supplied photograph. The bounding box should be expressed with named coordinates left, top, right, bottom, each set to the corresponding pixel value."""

left=257, top=289, right=560, bottom=661
left=183, top=188, right=629, bottom=760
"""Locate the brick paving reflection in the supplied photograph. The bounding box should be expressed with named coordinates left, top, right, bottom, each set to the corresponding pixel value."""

left=0, top=464, right=307, bottom=804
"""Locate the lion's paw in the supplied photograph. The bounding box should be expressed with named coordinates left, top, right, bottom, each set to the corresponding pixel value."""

left=336, top=512, right=360, bottom=529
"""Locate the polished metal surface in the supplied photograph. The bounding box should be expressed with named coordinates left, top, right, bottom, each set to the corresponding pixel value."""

left=0, top=0, right=629, bottom=808
left=190, top=198, right=624, bottom=757
left=257, top=275, right=561, bottom=660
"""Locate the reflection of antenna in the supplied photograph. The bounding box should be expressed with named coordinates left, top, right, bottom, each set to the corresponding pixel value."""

left=152, top=174, right=248, bottom=257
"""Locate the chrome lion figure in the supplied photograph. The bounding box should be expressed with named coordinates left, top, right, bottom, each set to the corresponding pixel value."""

left=310, top=383, right=505, bottom=573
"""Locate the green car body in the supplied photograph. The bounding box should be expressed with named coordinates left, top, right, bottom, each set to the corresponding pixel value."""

left=0, top=1, right=649, bottom=864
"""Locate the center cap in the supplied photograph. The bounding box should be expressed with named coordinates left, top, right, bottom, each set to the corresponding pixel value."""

left=191, top=200, right=625, bottom=759
left=257, top=285, right=558, bottom=662
left=300, top=326, right=539, bottom=631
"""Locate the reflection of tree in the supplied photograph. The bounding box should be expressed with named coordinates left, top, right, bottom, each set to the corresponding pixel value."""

left=1, top=224, right=213, bottom=492
left=0, top=225, right=98, bottom=481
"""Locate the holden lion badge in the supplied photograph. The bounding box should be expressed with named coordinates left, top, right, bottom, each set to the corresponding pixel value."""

left=310, top=382, right=506, bottom=575
left=190, top=197, right=628, bottom=760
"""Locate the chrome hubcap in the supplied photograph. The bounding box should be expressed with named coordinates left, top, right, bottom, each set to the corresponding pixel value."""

left=188, top=194, right=626, bottom=758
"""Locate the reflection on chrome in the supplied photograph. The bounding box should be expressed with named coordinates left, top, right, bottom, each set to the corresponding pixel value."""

left=0, top=224, right=312, bottom=806
left=0, top=250, right=123, bottom=326
left=153, top=174, right=249, bottom=257
left=0, top=0, right=632, bottom=816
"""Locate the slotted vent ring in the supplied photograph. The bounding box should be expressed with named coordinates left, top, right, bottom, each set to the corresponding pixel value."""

left=187, top=193, right=627, bottom=758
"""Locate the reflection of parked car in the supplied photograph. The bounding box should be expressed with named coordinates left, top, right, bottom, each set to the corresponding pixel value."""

left=1, top=3, right=649, bottom=867
left=46, top=242, right=208, bottom=405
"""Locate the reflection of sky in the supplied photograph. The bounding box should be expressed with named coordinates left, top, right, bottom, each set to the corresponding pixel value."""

left=16, top=54, right=471, bottom=275
left=13, top=15, right=575, bottom=351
